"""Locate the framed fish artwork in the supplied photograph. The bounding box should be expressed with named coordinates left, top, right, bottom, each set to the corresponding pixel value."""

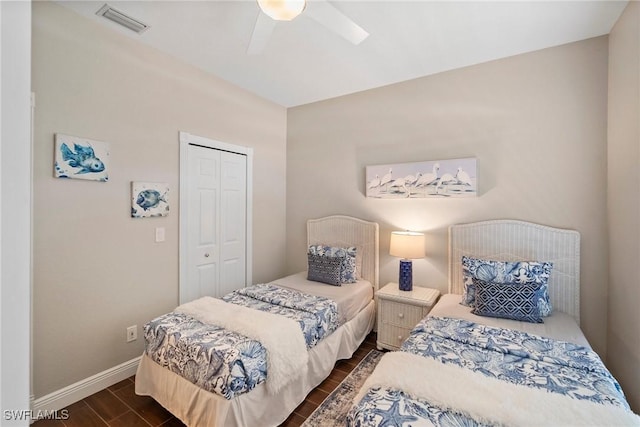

left=54, top=133, right=110, bottom=182
left=131, top=182, right=170, bottom=218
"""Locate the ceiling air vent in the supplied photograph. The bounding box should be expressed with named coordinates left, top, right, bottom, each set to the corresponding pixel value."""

left=96, top=4, right=150, bottom=34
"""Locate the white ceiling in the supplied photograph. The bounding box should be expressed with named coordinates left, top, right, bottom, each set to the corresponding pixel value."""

left=58, top=0, right=628, bottom=107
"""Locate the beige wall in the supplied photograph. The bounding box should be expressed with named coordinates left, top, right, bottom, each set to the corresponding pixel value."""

left=32, top=2, right=287, bottom=397
left=287, top=37, right=610, bottom=356
left=607, top=2, right=640, bottom=413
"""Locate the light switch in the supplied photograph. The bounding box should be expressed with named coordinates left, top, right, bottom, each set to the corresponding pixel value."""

left=155, top=227, right=165, bottom=242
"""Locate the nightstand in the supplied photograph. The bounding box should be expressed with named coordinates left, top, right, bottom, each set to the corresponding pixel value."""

left=376, top=282, right=440, bottom=351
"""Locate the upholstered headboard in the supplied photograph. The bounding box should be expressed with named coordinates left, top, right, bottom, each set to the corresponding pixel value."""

left=307, top=215, right=380, bottom=291
left=449, top=220, right=581, bottom=324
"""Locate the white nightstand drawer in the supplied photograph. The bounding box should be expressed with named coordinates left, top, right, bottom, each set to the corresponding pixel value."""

left=378, top=324, right=413, bottom=348
left=376, top=283, right=440, bottom=351
left=379, top=299, right=424, bottom=328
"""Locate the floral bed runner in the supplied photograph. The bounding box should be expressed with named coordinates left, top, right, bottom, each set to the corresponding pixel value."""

left=222, top=284, right=339, bottom=347
left=144, top=284, right=339, bottom=399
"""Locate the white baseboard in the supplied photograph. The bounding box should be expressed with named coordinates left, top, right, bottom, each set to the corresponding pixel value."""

left=31, top=356, right=141, bottom=413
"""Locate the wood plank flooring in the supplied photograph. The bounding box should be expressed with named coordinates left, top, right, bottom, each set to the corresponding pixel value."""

left=32, top=332, right=377, bottom=427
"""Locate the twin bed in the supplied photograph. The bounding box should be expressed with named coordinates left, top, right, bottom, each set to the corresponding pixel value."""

left=136, top=216, right=639, bottom=426
left=135, top=215, right=379, bottom=426
left=348, top=220, right=639, bottom=426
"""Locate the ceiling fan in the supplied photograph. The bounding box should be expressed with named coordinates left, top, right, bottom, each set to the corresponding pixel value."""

left=247, top=0, right=369, bottom=54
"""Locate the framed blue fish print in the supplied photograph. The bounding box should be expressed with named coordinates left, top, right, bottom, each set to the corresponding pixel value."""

left=54, top=133, right=110, bottom=182
left=131, top=182, right=169, bottom=218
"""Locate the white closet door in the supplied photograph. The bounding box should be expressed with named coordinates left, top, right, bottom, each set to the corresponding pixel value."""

left=186, top=145, right=220, bottom=302
left=219, top=151, right=247, bottom=296
left=185, top=144, right=246, bottom=301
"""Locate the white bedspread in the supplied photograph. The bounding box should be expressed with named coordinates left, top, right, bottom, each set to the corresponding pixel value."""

left=356, top=351, right=640, bottom=426
left=175, top=296, right=308, bottom=395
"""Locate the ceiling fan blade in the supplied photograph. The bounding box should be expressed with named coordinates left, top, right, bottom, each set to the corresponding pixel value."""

left=305, top=0, right=369, bottom=45
left=247, top=11, right=277, bottom=55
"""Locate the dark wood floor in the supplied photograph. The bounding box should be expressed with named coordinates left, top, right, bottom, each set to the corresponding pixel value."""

left=32, top=332, right=377, bottom=427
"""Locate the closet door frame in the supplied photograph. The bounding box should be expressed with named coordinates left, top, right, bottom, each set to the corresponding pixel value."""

left=178, top=131, right=253, bottom=304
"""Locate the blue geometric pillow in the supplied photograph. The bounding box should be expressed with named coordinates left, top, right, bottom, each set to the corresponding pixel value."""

left=471, top=278, right=543, bottom=323
left=308, top=245, right=357, bottom=284
left=461, top=256, right=553, bottom=317
left=307, top=253, right=343, bottom=286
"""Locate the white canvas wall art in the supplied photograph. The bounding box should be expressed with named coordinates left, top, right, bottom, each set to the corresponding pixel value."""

left=366, top=158, right=477, bottom=198
left=131, top=182, right=169, bottom=218
left=54, top=133, right=109, bottom=182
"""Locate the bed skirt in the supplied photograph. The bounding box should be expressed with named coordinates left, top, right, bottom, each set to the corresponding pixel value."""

left=135, top=299, right=375, bottom=427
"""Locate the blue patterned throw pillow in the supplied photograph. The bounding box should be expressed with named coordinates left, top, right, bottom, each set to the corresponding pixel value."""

left=472, top=278, right=543, bottom=323
left=307, top=253, right=343, bottom=286
left=308, top=245, right=357, bottom=284
left=461, top=256, right=553, bottom=316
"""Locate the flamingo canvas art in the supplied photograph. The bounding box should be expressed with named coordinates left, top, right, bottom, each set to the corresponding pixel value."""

left=366, top=158, right=477, bottom=198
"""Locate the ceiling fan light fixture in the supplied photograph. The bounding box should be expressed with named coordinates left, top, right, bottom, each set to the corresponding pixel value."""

left=257, top=0, right=306, bottom=21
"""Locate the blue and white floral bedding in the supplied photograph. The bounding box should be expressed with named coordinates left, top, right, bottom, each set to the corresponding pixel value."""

left=348, top=316, right=634, bottom=426
left=144, top=284, right=339, bottom=400
left=222, top=284, right=339, bottom=347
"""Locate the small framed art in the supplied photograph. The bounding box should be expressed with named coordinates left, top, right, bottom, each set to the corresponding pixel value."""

left=54, top=134, right=110, bottom=182
left=131, top=182, right=169, bottom=218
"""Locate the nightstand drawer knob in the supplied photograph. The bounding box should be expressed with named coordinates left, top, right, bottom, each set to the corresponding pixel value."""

left=398, top=313, right=404, bottom=319
left=398, top=335, right=403, bottom=341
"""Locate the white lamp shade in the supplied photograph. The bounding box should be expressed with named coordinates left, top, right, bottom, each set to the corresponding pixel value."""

left=390, top=231, right=426, bottom=259
left=258, top=0, right=306, bottom=21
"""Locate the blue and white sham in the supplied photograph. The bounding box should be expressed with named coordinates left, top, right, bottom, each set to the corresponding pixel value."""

left=144, top=284, right=339, bottom=400
left=347, top=316, right=629, bottom=426
left=461, top=256, right=553, bottom=317
left=308, top=245, right=358, bottom=283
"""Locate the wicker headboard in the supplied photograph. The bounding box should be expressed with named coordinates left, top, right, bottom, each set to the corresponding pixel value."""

left=449, top=220, right=581, bottom=324
left=307, top=215, right=380, bottom=291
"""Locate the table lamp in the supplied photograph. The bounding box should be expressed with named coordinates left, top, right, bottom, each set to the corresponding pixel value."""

left=389, top=231, right=425, bottom=291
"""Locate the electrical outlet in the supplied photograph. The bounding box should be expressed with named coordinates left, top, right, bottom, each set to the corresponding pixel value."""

left=126, top=325, right=137, bottom=342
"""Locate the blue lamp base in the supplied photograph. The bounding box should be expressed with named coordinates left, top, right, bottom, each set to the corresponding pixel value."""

left=398, top=259, right=413, bottom=291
